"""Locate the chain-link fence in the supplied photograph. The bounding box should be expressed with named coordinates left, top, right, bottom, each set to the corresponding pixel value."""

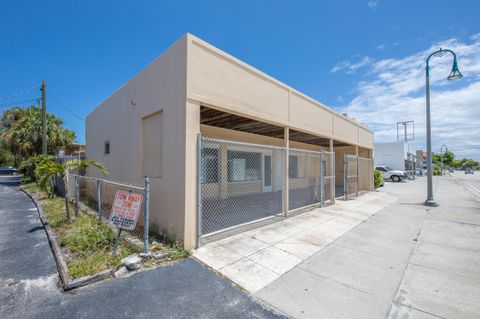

left=344, top=154, right=359, bottom=199
left=199, top=135, right=339, bottom=240
left=67, top=174, right=150, bottom=252
left=344, top=154, right=374, bottom=199
left=288, top=149, right=334, bottom=212
left=358, top=156, right=374, bottom=193
left=200, top=137, right=285, bottom=236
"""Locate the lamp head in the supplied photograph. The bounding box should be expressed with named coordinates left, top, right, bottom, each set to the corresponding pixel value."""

left=447, top=60, right=463, bottom=81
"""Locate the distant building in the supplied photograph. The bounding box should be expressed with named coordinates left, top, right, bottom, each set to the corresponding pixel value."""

left=374, top=141, right=415, bottom=171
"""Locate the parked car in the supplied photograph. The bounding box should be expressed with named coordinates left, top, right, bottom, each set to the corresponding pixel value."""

left=375, top=166, right=407, bottom=182
left=465, top=168, right=474, bottom=174
left=0, top=166, right=18, bottom=176
left=449, top=167, right=455, bottom=173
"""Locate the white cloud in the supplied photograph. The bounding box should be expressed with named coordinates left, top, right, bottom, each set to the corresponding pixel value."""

left=330, top=56, right=374, bottom=74
left=376, top=44, right=386, bottom=51
left=367, top=0, right=379, bottom=9
left=339, top=35, right=480, bottom=160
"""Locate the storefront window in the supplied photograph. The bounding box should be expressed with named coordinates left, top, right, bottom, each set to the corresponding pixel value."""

left=227, top=150, right=262, bottom=182
left=202, top=148, right=219, bottom=183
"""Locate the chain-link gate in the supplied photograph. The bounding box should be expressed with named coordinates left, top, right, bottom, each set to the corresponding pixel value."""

left=288, top=149, right=335, bottom=213
left=343, top=154, right=374, bottom=200
left=344, top=154, right=358, bottom=199
left=198, top=135, right=337, bottom=241
left=199, top=136, right=285, bottom=238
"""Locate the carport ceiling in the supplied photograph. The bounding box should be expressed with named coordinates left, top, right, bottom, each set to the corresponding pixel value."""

left=200, top=106, right=349, bottom=147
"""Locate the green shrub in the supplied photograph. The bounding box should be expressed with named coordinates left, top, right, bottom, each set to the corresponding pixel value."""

left=374, top=170, right=383, bottom=188
left=433, top=164, right=442, bottom=175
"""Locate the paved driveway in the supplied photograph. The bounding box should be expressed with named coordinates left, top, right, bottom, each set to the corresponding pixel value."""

left=0, top=179, right=286, bottom=319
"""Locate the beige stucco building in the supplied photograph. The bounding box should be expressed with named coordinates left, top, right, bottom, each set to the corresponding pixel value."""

left=86, top=33, right=374, bottom=249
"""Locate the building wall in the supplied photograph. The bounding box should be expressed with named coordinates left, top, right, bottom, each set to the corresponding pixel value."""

left=87, top=33, right=375, bottom=249
left=186, top=35, right=373, bottom=149
left=86, top=35, right=189, bottom=243
left=374, top=141, right=408, bottom=171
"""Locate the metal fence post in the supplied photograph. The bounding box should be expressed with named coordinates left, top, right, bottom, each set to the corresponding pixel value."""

left=197, top=133, right=203, bottom=247
left=143, top=177, right=150, bottom=254
left=97, top=179, right=101, bottom=220
left=320, top=151, right=325, bottom=206
left=356, top=156, right=359, bottom=197
left=344, top=154, right=348, bottom=200
left=332, top=152, right=336, bottom=204
left=74, top=175, right=79, bottom=218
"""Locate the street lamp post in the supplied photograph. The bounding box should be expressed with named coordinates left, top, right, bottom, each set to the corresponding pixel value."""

left=425, top=48, right=463, bottom=206
left=440, top=144, right=448, bottom=175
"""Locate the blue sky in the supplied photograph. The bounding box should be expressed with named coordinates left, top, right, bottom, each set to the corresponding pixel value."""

left=1, top=0, right=479, bottom=159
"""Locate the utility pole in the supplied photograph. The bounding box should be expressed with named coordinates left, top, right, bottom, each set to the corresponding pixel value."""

left=41, top=80, right=47, bottom=155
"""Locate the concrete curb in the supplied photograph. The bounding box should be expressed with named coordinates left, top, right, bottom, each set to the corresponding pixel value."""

left=21, top=187, right=114, bottom=290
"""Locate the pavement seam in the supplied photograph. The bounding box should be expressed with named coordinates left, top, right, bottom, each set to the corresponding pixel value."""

left=408, top=262, right=480, bottom=282
left=383, top=214, right=426, bottom=319
left=393, top=301, right=448, bottom=319
left=294, top=266, right=374, bottom=296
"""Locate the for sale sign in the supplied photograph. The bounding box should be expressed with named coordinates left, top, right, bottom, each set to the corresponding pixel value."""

left=109, top=190, right=143, bottom=230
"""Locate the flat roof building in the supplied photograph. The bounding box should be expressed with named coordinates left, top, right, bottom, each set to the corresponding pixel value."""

left=86, top=34, right=374, bottom=248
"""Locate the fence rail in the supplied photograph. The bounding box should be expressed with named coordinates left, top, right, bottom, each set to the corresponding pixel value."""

left=67, top=174, right=150, bottom=253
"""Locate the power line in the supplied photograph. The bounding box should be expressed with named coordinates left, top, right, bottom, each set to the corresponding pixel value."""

left=0, top=98, right=39, bottom=109
left=0, top=82, right=41, bottom=102
left=50, top=94, right=85, bottom=120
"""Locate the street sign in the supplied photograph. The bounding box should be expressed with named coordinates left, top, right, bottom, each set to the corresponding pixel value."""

left=109, top=190, right=143, bottom=231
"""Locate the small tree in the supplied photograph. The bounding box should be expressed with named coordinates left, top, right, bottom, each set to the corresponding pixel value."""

left=35, top=158, right=108, bottom=223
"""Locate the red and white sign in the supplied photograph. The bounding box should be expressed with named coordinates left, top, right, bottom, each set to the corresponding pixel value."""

left=109, top=190, right=143, bottom=230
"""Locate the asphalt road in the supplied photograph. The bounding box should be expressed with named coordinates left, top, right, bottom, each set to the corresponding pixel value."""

left=450, top=170, right=480, bottom=202
left=0, top=179, right=286, bottom=319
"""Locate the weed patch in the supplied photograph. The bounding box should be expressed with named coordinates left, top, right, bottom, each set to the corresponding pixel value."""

left=22, top=182, right=189, bottom=280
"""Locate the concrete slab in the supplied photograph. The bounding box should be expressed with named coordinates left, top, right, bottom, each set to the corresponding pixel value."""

left=419, top=219, right=480, bottom=251
left=299, top=244, right=404, bottom=300
left=193, top=243, right=242, bottom=270
left=247, top=227, right=289, bottom=245
left=218, top=234, right=269, bottom=257
left=410, top=240, right=480, bottom=279
left=220, top=258, right=279, bottom=293
left=387, top=303, right=442, bottom=319
left=274, top=237, right=321, bottom=259
left=394, top=264, right=480, bottom=318
left=248, top=246, right=302, bottom=275
left=256, top=267, right=389, bottom=319
left=426, top=208, right=480, bottom=226
left=336, top=227, right=415, bottom=264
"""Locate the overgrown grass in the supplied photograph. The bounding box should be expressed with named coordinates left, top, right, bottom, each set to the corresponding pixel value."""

left=22, top=181, right=191, bottom=279
left=22, top=182, right=140, bottom=279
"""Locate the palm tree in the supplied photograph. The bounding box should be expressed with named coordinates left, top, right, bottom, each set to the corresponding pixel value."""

left=36, top=158, right=108, bottom=223
left=1, top=106, right=75, bottom=160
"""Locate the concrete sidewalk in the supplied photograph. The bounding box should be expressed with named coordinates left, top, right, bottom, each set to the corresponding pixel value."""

left=254, top=176, right=480, bottom=319
left=194, top=191, right=397, bottom=292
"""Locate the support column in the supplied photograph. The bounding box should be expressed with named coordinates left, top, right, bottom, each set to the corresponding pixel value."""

left=329, top=139, right=335, bottom=204
left=283, top=127, right=289, bottom=217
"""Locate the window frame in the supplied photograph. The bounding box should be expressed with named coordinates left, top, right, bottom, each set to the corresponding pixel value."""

left=227, top=147, right=263, bottom=183
left=202, top=145, right=220, bottom=184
